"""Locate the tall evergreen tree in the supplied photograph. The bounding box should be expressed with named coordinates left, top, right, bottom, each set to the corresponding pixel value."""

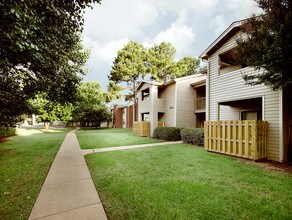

left=108, top=41, right=147, bottom=120
left=147, top=42, right=176, bottom=82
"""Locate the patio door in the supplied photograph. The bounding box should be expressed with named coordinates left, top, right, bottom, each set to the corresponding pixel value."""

left=241, top=110, right=261, bottom=120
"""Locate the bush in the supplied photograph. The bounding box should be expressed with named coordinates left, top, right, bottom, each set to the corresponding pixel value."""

left=0, top=126, right=17, bottom=138
left=180, top=127, right=204, bottom=146
left=153, top=127, right=181, bottom=141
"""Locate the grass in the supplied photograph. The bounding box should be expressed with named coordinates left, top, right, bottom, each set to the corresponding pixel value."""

left=86, top=144, right=292, bottom=220
left=76, top=127, right=164, bottom=149
left=0, top=128, right=72, bottom=220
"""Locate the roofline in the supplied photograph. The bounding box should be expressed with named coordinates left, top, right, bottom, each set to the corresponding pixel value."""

left=137, top=80, right=163, bottom=91
left=199, top=19, right=246, bottom=60
left=137, top=74, right=206, bottom=90
left=190, top=79, right=206, bottom=88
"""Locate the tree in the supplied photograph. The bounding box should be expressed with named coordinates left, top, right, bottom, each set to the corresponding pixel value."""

left=147, top=42, right=200, bottom=82
left=170, top=56, right=200, bottom=78
left=236, top=0, right=292, bottom=90
left=33, top=94, right=74, bottom=132
left=108, top=41, right=147, bottom=120
left=0, top=0, right=98, bottom=124
left=73, top=81, right=111, bottom=127
left=147, top=42, right=176, bottom=82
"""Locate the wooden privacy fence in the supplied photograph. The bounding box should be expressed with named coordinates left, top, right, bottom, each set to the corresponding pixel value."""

left=204, top=120, right=268, bottom=160
left=133, top=121, right=150, bottom=137
left=158, top=121, right=165, bottom=127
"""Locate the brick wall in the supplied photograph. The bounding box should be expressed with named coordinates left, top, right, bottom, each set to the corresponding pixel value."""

left=126, top=105, right=134, bottom=128
left=114, top=108, right=123, bottom=128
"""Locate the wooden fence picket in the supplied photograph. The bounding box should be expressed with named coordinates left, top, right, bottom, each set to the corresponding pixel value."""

left=204, top=120, right=268, bottom=160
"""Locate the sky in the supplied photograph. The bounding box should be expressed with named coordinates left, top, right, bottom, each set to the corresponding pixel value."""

left=82, top=0, right=262, bottom=91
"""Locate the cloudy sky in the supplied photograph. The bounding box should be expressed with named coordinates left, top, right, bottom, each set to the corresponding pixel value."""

left=82, top=0, right=262, bottom=91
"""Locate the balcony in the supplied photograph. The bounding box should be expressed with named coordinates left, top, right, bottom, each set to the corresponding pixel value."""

left=194, top=97, right=206, bottom=112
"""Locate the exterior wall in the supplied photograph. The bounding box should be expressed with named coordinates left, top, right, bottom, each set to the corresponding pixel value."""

left=126, top=105, right=134, bottom=128
left=208, top=35, right=281, bottom=161
left=160, top=83, right=176, bottom=127
left=114, top=108, right=123, bottom=128
left=220, top=65, right=241, bottom=75
left=137, top=76, right=205, bottom=136
left=122, top=108, right=126, bottom=128
left=176, top=80, right=196, bottom=128
left=138, top=83, right=151, bottom=121
left=219, top=106, right=239, bottom=120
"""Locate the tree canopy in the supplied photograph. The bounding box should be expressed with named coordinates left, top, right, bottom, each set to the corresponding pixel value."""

left=108, top=41, right=147, bottom=120
left=108, top=41, right=200, bottom=109
left=147, top=43, right=200, bottom=82
left=33, top=94, right=74, bottom=131
left=237, top=0, right=292, bottom=90
left=147, top=42, right=176, bottom=82
left=0, top=0, right=100, bottom=125
left=73, top=81, right=111, bottom=127
left=108, top=41, right=147, bottom=102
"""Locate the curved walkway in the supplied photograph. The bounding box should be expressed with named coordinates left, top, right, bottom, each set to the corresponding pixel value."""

left=29, top=129, right=107, bottom=220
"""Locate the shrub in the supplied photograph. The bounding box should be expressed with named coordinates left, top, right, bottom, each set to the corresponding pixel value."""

left=180, top=127, right=204, bottom=146
left=0, top=126, right=17, bottom=138
left=153, top=127, right=181, bottom=141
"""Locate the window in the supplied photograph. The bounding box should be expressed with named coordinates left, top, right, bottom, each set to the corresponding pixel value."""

left=141, top=112, right=149, bottom=121
left=158, top=87, right=164, bottom=99
left=142, top=88, right=150, bottom=101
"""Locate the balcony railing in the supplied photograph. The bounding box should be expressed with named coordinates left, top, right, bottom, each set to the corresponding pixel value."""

left=204, top=120, right=268, bottom=160
left=194, top=97, right=206, bottom=111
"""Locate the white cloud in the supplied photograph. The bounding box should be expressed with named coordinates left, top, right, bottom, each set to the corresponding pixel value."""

left=147, top=10, right=196, bottom=59
left=84, top=37, right=129, bottom=64
left=210, top=15, right=227, bottom=36
left=82, top=37, right=129, bottom=88
left=81, top=0, right=261, bottom=90
left=224, top=0, right=262, bottom=17
left=148, top=0, right=219, bottom=16
left=83, top=0, right=159, bottom=42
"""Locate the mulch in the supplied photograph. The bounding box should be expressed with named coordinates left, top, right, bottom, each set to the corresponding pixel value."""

left=245, top=159, right=292, bottom=174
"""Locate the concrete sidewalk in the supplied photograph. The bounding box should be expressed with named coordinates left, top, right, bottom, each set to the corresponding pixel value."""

left=83, top=141, right=184, bottom=155
left=29, top=129, right=107, bottom=220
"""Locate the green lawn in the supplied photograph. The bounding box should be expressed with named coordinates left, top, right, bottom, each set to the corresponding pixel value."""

left=86, top=144, right=292, bottom=220
left=76, top=128, right=164, bottom=149
left=0, top=128, right=71, bottom=220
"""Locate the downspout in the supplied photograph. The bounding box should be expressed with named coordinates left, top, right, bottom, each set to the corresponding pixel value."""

left=174, top=82, right=178, bottom=127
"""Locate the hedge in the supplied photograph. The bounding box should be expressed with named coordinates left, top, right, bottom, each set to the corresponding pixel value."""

left=153, top=127, right=181, bottom=141
left=180, top=127, right=204, bottom=146
left=0, top=126, right=17, bottom=138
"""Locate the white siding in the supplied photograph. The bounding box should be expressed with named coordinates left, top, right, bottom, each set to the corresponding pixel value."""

left=160, top=84, right=176, bottom=127
left=208, top=36, right=281, bottom=161
left=137, top=83, right=151, bottom=121
left=220, top=65, right=241, bottom=75
left=176, top=79, right=196, bottom=128
left=219, top=106, right=239, bottom=120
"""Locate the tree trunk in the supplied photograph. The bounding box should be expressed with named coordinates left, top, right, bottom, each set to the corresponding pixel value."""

left=133, top=79, right=137, bottom=121
left=44, top=122, right=49, bottom=132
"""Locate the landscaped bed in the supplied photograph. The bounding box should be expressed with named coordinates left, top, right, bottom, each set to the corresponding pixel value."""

left=0, top=128, right=72, bottom=220
left=76, top=128, right=164, bottom=149
left=85, top=144, right=292, bottom=219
